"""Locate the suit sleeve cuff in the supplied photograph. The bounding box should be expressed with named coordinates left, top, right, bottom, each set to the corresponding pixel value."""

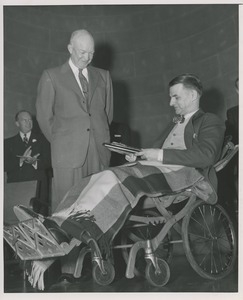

left=157, top=149, right=163, bottom=162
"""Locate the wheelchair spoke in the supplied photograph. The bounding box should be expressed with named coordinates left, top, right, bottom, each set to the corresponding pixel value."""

left=210, top=241, right=220, bottom=274
left=196, top=244, right=213, bottom=270
left=187, top=231, right=212, bottom=241
left=190, top=237, right=211, bottom=255
left=190, top=215, right=208, bottom=232
left=197, top=206, right=214, bottom=239
left=215, top=240, right=227, bottom=272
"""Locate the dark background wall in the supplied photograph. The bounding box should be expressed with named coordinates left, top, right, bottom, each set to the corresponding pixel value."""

left=4, top=4, right=238, bottom=147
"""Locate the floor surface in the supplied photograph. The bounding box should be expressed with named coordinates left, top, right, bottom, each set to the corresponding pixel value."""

left=4, top=244, right=238, bottom=294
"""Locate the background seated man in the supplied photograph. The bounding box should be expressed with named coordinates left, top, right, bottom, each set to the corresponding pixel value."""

left=6, top=74, right=225, bottom=290
left=217, top=77, right=239, bottom=220
left=225, top=78, right=238, bottom=146
left=4, top=110, right=52, bottom=215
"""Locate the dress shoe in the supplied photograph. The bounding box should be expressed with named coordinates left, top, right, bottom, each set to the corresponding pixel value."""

left=58, top=273, right=76, bottom=284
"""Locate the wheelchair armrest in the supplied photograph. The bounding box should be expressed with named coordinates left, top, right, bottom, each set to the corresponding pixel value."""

left=214, top=144, right=238, bottom=172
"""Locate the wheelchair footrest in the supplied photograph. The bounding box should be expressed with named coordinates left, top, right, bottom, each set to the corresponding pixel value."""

left=4, top=218, right=67, bottom=261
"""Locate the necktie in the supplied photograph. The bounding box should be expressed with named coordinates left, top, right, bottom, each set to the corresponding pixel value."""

left=23, top=134, right=28, bottom=145
left=78, top=69, right=89, bottom=100
left=173, top=115, right=185, bottom=124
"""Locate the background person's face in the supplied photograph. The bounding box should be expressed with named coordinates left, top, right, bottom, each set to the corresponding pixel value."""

left=69, top=35, right=94, bottom=69
left=169, top=83, right=194, bottom=115
left=16, top=112, right=33, bottom=134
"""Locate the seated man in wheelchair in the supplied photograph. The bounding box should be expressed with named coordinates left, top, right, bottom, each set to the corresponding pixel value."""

left=4, top=73, right=226, bottom=290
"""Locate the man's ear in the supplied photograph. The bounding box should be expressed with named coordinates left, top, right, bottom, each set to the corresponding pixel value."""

left=67, top=44, right=72, bottom=54
left=15, top=121, right=20, bottom=128
left=191, top=89, right=198, bottom=101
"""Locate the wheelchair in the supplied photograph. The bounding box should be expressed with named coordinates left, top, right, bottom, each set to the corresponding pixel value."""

left=4, top=140, right=238, bottom=289
left=116, top=140, right=238, bottom=287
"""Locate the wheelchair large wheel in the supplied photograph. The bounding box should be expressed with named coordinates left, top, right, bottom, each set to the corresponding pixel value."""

left=121, top=209, right=173, bottom=277
left=145, top=258, right=170, bottom=287
left=182, top=200, right=237, bottom=280
left=92, top=260, right=115, bottom=286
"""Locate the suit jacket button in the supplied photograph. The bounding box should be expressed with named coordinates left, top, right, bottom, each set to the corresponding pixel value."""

left=89, top=113, right=91, bottom=116
left=87, top=128, right=90, bottom=131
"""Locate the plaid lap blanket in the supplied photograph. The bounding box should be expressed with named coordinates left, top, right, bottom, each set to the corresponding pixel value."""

left=51, top=161, right=215, bottom=255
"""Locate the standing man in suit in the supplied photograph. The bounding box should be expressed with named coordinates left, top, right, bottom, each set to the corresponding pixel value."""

left=36, top=29, right=113, bottom=212
left=4, top=110, right=52, bottom=215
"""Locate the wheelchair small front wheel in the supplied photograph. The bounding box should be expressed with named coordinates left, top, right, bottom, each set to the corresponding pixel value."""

left=121, top=209, right=173, bottom=277
left=92, top=260, right=115, bottom=286
left=145, top=258, right=170, bottom=287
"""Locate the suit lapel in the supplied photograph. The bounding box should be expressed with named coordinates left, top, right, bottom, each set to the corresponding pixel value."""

left=15, top=134, right=27, bottom=155
left=161, top=123, right=176, bottom=146
left=29, top=132, right=36, bottom=147
left=29, top=132, right=39, bottom=155
left=87, top=66, right=99, bottom=107
left=153, top=122, right=175, bottom=148
left=61, top=62, right=88, bottom=112
left=184, top=109, right=204, bottom=148
left=17, top=133, right=23, bottom=144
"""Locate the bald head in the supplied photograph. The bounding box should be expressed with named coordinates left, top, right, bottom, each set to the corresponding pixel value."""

left=70, top=29, right=94, bottom=45
left=68, top=29, right=95, bottom=69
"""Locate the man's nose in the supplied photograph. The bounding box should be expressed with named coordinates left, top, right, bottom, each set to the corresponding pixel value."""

left=169, top=98, right=174, bottom=106
left=81, top=52, right=89, bottom=60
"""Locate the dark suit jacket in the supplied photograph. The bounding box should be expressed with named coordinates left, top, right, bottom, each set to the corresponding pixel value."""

left=153, top=109, right=225, bottom=191
left=4, top=132, right=52, bottom=183
left=36, top=62, right=113, bottom=169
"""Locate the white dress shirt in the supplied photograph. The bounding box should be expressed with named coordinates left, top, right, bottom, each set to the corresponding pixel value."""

left=19, top=131, right=31, bottom=142
left=69, top=58, right=88, bottom=96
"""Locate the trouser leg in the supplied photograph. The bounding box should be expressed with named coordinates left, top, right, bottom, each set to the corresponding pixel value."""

left=55, top=136, right=107, bottom=277
left=52, top=167, right=86, bottom=213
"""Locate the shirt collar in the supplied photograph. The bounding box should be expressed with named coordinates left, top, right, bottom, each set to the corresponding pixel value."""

left=184, top=109, right=199, bottom=120
left=20, top=131, right=31, bottom=139
left=69, top=58, right=88, bottom=79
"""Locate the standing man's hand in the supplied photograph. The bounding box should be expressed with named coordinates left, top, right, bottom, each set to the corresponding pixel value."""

left=25, top=153, right=40, bottom=165
left=19, top=146, right=32, bottom=166
left=19, top=147, right=40, bottom=169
